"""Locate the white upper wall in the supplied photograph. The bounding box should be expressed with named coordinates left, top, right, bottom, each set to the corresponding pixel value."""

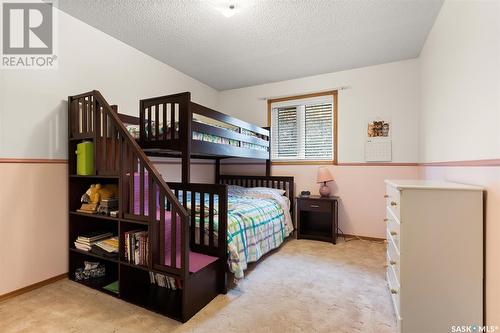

left=419, top=0, right=500, bottom=162
left=5, top=1, right=496, bottom=164
left=219, top=59, right=420, bottom=163
left=0, top=9, right=218, bottom=160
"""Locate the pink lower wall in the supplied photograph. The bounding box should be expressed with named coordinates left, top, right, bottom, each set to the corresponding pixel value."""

left=221, top=163, right=419, bottom=239
left=0, top=162, right=68, bottom=295
left=419, top=165, right=500, bottom=325
left=0, top=160, right=216, bottom=296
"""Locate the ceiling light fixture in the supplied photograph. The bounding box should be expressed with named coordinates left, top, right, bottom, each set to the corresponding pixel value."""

left=208, top=0, right=253, bottom=18
left=220, top=4, right=236, bottom=18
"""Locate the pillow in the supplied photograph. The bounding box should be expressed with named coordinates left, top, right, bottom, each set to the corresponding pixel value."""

left=227, top=185, right=286, bottom=196
left=249, top=187, right=286, bottom=196
left=227, top=185, right=247, bottom=196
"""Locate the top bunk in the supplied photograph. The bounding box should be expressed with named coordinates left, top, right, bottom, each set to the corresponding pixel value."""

left=122, top=92, right=270, bottom=160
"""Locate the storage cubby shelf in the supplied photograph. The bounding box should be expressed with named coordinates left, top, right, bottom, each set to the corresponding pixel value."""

left=120, top=218, right=149, bottom=226
left=120, top=261, right=149, bottom=271
left=69, top=174, right=119, bottom=179
left=69, top=248, right=119, bottom=263
left=72, top=278, right=120, bottom=298
left=70, top=211, right=120, bottom=222
left=69, top=136, right=94, bottom=141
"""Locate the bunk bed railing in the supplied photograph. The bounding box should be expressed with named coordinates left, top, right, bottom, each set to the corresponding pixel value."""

left=68, top=90, right=191, bottom=278
left=138, top=93, right=270, bottom=157
left=139, top=92, right=191, bottom=151
left=190, top=102, right=269, bottom=137
left=166, top=183, right=228, bottom=259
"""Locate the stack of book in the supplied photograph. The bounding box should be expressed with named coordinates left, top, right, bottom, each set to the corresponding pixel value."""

left=149, top=272, right=182, bottom=290
left=124, top=230, right=148, bottom=266
left=74, top=231, right=113, bottom=252
left=91, top=236, right=119, bottom=258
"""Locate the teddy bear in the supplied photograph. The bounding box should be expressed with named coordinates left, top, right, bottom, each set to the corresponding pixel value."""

left=81, top=184, right=118, bottom=204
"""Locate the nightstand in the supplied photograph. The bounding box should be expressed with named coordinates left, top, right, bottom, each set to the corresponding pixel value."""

left=296, top=195, right=339, bottom=244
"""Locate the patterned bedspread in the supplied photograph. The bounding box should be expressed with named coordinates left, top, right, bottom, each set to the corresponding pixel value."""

left=185, top=188, right=293, bottom=279
left=226, top=195, right=289, bottom=278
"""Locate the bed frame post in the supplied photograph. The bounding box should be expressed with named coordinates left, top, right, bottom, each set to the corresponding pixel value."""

left=215, top=159, right=221, bottom=183
left=180, top=93, right=192, bottom=183
left=265, top=159, right=271, bottom=177
left=139, top=99, right=145, bottom=146
left=218, top=185, right=228, bottom=294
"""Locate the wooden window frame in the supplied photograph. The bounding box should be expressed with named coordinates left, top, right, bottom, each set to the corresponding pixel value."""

left=267, top=90, right=338, bottom=165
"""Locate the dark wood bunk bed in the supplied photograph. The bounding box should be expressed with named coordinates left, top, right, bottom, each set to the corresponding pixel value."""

left=68, top=90, right=294, bottom=322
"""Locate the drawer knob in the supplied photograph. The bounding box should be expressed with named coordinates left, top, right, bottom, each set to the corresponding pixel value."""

left=390, top=230, right=397, bottom=236
left=390, top=289, right=399, bottom=295
left=390, top=260, right=397, bottom=265
left=310, top=204, right=320, bottom=208
left=391, top=201, right=397, bottom=206
left=383, top=218, right=389, bottom=222
left=384, top=194, right=389, bottom=198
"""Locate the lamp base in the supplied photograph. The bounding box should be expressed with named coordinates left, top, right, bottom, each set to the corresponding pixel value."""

left=319, top=183, right=331, bottom=197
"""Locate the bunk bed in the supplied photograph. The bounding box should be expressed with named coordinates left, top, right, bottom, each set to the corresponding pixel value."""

left=68, top=91, right=294, bottom=322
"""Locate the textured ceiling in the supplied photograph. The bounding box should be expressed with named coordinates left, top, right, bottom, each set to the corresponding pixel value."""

left=56, top=0, right=443, bottom=90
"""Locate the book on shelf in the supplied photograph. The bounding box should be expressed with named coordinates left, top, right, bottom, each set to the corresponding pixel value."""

left=74, top=242, right=91, bottom=251
left=124, top=230, right=149, bottom=266
left=90, top=245, right=117, bottom=258
left=77, top=231, right=113, bottom=243
left=74, top=232, right=117, bottom=258
left=94, top=237, right=119, bottom=253
left=149, top=271, right=182, bottom=290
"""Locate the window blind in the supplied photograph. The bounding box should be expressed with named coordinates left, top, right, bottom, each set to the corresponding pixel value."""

left=304, top=103, right=333, bottom=159
left=271, top=96, right=334, bottom=161
left=272, top=106, right=298, bottom=158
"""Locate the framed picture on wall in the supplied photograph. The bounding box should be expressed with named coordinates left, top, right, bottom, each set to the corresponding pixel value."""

left=367, top=118, right=391, bottom=138
left=365, top=117, right=392, bottom=162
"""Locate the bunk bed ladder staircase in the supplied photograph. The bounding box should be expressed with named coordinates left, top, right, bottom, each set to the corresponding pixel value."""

left=68, top=91, right=226, bottom=322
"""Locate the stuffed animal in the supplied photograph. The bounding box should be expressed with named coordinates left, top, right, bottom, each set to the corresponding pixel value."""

left=81, top=184, right=118, bottom=204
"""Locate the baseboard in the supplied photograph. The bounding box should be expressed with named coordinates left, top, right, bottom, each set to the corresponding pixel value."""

left=342, top=234, right=386, bottom=242
left=0, top=273, right=68, bottom=302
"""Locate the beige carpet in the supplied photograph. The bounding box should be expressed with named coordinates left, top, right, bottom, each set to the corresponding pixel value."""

left=0, top=239, right=396, bottom=333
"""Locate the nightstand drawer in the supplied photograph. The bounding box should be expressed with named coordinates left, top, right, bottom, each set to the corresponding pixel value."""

left=298, top=199, right=331, bottom=212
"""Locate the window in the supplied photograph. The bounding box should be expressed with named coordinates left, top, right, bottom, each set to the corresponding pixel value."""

left=268, top=91, right=337, bottom=164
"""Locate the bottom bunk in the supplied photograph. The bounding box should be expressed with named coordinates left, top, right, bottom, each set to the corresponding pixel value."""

left=131, top=173, right=295, bottom=280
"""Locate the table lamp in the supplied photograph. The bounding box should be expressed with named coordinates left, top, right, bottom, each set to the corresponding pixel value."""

left=316, top=167, right=334, bottom=197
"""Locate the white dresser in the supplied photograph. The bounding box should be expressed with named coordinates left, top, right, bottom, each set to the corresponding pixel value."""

left=384, top=180, right=483, bottom=333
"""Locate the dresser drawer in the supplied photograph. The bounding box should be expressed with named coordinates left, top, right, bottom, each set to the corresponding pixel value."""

left=387, top=265, right=401, bottom=321
left=387, top=232, right=400, bottom=282
left=298, top=199, right=331, bottom=213
left=386, top=209, right=401, bottom=252
left=385, top=185, right=401, bottom=220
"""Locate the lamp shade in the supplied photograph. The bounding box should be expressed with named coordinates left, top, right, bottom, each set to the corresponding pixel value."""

left=316, top=167, right=334, bottom=183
